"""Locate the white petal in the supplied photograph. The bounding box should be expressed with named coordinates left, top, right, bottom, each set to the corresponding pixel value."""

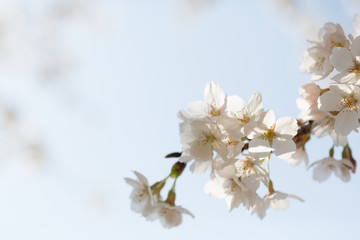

left=190, top=140, right=213, bottom=162
left=262, top=110, right=275, bottom=129
left=334, top=110, right=359, bottom=136
left=124, top=178, right=142, bottom=189
left=204, top=81, right=225, bottom=112
left=330, top=83, right=354, bottom=96
left=249, top=138, right=273, bottom=158
left=190, top=160, right=211, bottom=174
left=187, top=101, right=206, bottom=118
left=354, top=14, right=360, bottom=33
left=226, top=95, right=246, bottom=114
left=177, top=206, right=195, bottom=218
left=330, top=47, right=354, bottom=72
left=204, top=178, right=226, bottom=199
left=318, top=92, right=342, bottom=112
left=247, top=92, right=263, bottom=116
left=351, top=36, right=360, bottom=56
left=226, top=194, right=242, bottom=211
left=333, top=166, right=350, bottom=182
left=312, top=162, right=331, bottom=182
left=134, top=171, right=149, bottom=186
left=273, top=139, right=296, bottom=160
left=274, top=117, right=298, bottom=139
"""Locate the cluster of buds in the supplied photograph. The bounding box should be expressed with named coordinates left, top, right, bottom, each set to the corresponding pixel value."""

left=126, top=14, right=360, bottom=228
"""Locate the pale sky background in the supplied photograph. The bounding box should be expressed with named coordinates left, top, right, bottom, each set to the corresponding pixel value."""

left=0, top=0, right=359, bottom=240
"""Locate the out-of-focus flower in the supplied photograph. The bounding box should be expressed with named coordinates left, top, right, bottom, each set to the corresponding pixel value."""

left=310, top=157, right=353, bottom=182
left=300, top=22, right=349, bottom=81
left=149, top=202, right=194, bottom=229
left=124, top=171, right=154, bottom=218
left=264, top=191, right=304, bottom=210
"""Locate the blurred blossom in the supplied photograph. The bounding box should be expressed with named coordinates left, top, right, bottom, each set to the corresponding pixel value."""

left=0, top=106, right=44, bottom=174
left=0, top=0, right=110, bottom=82
left=180, top=0, right=214, bottom=16
left=270, top=0, right=323, bottom=39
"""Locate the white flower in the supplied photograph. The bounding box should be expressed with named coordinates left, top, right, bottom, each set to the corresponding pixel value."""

left=224, top=92, right=264, bottom=138
left=204, top=173, right=267, bottom=219
left=234, top=154, right=269, bottom=185
left=330, top=36, right=360, bottom=84
left=178, top=81, right=226, bottom=120
left=300, top=46, right=333, bottom=81
left=179, top=119, right=228, bottom=174
left=124, top=171, right=154, bottom=218
left=317, top=84, right=360, bottom=136
left=249, top=110, right=298, bottom=161
left=310, top=157, right=353, bottom=182
left=149, top=202, right=194, bottom=229
left=320, top=23, right=349, bottom=51
left=300, top=22, right=349, bottom=81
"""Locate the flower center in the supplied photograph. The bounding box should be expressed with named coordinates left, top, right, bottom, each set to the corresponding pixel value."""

left=350, top=61, right=360, bottom=75
left=224, top=179, right=239, bottom=193
left=330, top=41, right=344, bottom=48
left=198, top=131, right=216, bottom=146
left=260, top=124, right=276, bottom=146
left=238, top=158, right=254, bottom=176
left=341, top=96, right=357, bottom=111
left=315, top=56, right=325, bottom=71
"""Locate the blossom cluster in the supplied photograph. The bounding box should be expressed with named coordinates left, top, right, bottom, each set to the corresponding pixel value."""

left=299, top=15, right=359, bottom=182
left=125, top=14, right=360, bottom=228
left=178, top=82, right=303, bottom=219
left=126, top=82, right=304, bottom=227
left=125, top=166, right=194, bottom=228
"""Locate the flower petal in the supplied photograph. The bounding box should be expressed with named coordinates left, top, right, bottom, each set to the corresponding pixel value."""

left=247, top=92, right=263, bottom=116
left=330, top=47, right=354, bottom=72
left=334, top=110, right=359, bottom=136
left=275, top=117, right=298, bottom=139
left=273, top=139, right=296, bottom=160
left=318, top=91, right=342, bottom=112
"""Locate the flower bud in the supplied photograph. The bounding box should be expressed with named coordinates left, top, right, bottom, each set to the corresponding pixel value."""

left=170, top=162, right=186, bottom=178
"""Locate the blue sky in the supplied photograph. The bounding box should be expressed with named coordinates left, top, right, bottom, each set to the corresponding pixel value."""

left=0, top=1, right=359, bottom=239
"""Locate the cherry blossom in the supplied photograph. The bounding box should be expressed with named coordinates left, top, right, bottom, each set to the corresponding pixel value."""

left=149, top=202, right=194, bottom=229
left=300, top=22, right=349, bottom=81
left=310, top=157, right=353, bottom=182
left=178, top=119, right=228, bottom=174
left=124, top=171, right=154, bottom=218
left=330, top=36, right=360, bottom=84
left=249, top=110, right=298, bottom=161
left=125, top=12, right=360, bottom=229
left=317, top=84, right=360, bottom=136
left=264, top=191, right=304, bottom=210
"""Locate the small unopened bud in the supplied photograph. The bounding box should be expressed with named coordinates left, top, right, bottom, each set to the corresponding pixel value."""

left=268, top=180, right=275, bottom=194
left=329, top=146, right=334, bottom=158
left=165, top=152, right=182, bottom=158
left=170, top=162, right=186, bottom=178
left=342, top=145, right=357, bottom=173
left=166, top=189, right=176, bottom=206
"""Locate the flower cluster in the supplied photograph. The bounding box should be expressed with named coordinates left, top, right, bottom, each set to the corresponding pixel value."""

left=178, top=82, right=303, bottom=219
left=125, top=167, right=194, bottom=228
left=299, top=15, right=358, bottom=181
left=126, top=14, right=360, bottom=228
